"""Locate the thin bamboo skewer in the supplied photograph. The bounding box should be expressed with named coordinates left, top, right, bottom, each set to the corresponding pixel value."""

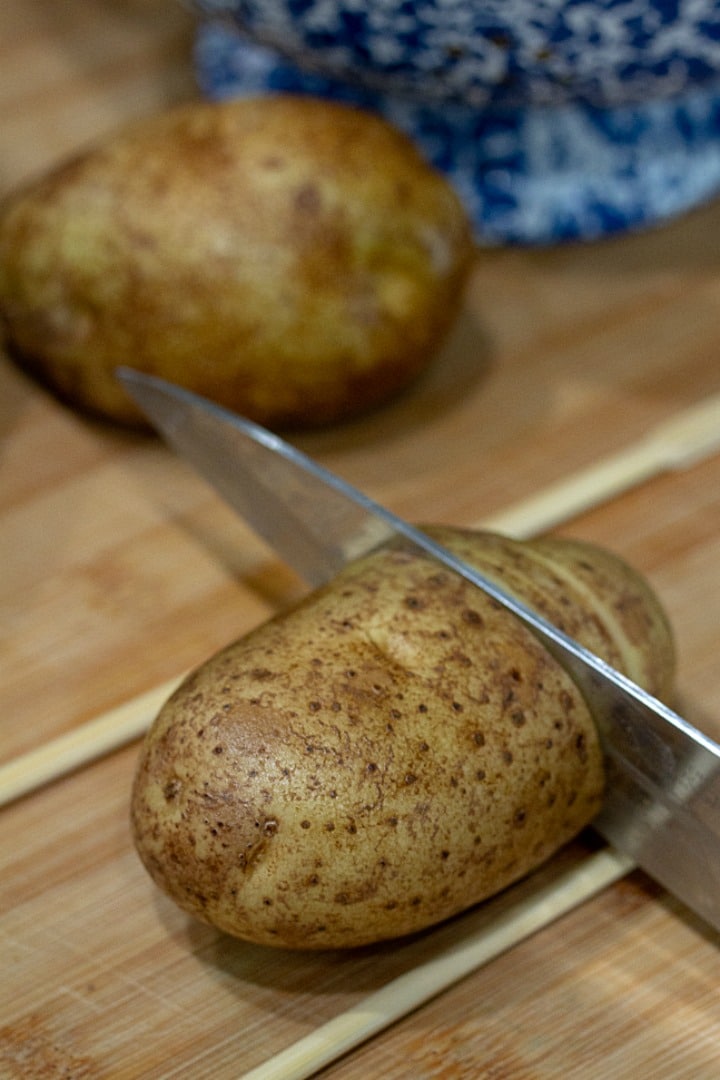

left=1, top=393, right=719, bottom=810
left=0, top=675, right=184, bottom=809
left=239, top=848, right=636, bottom=1080
left=482, top=393, right=720, bottom=538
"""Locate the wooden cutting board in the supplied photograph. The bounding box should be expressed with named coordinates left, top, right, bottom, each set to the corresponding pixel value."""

left=1, top=3, right=719, bottom=1077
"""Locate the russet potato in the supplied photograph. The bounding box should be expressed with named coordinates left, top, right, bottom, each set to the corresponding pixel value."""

left=0, top=95, right=473, bottom=429
left=131, top=527, right=675, bottom=949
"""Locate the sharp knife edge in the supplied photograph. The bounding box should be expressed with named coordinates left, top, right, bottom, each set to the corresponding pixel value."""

left=118, top=369, right=720, bottom=932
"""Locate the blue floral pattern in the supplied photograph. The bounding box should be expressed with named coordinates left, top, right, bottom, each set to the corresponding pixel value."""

left=191, top=0, right=720, bottom=108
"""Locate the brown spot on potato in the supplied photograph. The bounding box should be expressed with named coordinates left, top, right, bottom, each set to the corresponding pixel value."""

left=163, top=778, right=182, bottom=800
left=294, top=181, right=322, bottom=213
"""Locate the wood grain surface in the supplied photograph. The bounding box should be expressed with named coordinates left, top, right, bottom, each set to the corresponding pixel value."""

left=1, top=3, right=719, bottom=1077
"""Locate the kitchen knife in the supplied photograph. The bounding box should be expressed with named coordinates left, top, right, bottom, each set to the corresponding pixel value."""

left=118, top=368, right=720, bottom=933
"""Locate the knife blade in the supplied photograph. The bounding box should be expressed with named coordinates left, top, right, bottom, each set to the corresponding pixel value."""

left=118, top=368, right=720, bottom=933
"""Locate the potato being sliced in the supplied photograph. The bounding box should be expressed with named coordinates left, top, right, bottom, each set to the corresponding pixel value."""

left=131, top=527, right=674, bottom=949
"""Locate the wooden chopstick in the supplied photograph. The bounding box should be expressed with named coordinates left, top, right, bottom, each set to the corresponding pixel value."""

left=239, top=848, right=636, bottom=1080
left=2, top=392, right=720, bottom=810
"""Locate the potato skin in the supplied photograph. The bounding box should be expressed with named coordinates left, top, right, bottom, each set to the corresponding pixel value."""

left=0, top=95, right=473, bottom=429
left=131, top=527, right=674, bottom=949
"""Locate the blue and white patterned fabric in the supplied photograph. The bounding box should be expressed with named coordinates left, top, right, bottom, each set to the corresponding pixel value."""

left=191, top=4, right=720, bottom=244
